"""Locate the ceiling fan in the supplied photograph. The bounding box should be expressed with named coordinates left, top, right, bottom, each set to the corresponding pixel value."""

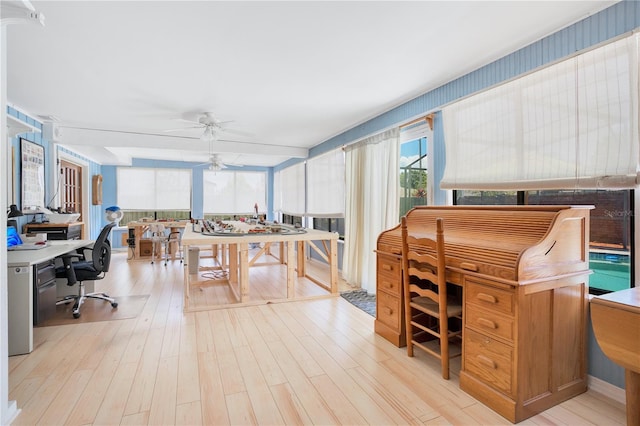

left=198, top=153, right=244, bottom=171
left=165, top=112, right=243, bottom=142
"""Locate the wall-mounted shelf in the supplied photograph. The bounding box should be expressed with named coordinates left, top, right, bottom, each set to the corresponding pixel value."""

left=7, top=115, right=40, bottom=137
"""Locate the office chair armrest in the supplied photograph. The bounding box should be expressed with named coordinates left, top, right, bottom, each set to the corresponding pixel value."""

left=57, top=253, right=80, bottom=286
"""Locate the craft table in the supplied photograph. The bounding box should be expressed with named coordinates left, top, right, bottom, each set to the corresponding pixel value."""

left=127, top=220, right=188, bottom=260
left=180, top=226, right=339, bottom=311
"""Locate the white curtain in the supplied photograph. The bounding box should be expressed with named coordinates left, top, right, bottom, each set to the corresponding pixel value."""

left=441, top=33, right=639, bottom=190
left=343, top=128, right=400, bottom=293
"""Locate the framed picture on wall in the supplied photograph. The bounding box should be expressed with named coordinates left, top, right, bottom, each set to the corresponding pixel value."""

left=20, top=138, right=46, bottom=212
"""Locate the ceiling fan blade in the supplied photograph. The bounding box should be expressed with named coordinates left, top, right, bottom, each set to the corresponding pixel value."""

left=175, top=118, right=205, bottom=126
left=162, top=126, right=203, bottom=132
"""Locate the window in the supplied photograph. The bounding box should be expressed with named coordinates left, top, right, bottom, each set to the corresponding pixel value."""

left=313, top=217, right=345, bottom=239
left=281, top=214, right=303, bottom=227
left=121, top=210, right=190, bottom=225
left=203, top=170, right=266, bottom=215
left=454, top=189, right=633, bottom=293
left=117, top=167, right=191, bottom=211
left=400, top=137, right=428, bottom=217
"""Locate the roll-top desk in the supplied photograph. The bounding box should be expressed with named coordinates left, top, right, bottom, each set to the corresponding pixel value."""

left=375, top=205, right=592, bottom=423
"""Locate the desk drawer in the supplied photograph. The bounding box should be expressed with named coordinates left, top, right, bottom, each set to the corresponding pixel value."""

left=377, top=272, right=401, bottom=295
left=376, top=291, right=401, bottom=331
left=465, top=329, right=514, bottom=396
left=466, top=304, right=514, bottom=342
left=466, top=279, right=515, bottom=315
left=377, top=257, right=401, bottom=277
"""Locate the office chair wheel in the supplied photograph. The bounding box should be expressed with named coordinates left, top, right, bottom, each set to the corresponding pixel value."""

left=73, top=312, right=80, bottom=319
left=111, top=302, right=118, bottom=308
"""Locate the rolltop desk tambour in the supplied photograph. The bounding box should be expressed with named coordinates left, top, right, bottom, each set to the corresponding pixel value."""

left=375, top=205, right=592, bottom=423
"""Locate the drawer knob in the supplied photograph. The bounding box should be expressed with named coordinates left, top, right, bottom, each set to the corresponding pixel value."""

left=477, top=293, right=497, bottom=304
left=477, top=318, right=497, bottom=329
left=384, top=307, right=393, bottom=315
left=382, top=264, right=392, bottom=271
left=477, top=354, right=497, bottom=369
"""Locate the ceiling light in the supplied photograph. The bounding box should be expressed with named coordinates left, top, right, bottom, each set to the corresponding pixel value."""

left=200, top=125, right=218, bottom=142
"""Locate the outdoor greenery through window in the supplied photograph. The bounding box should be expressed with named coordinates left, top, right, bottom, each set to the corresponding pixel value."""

left=400, top=137, right=428, bottom=217
left=121, top=210, right=190, bottom=225
left=455, top=189, right=633, bottom=294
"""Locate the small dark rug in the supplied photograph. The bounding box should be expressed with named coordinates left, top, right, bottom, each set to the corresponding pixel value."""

left=340, top=289, right=376, bottom=317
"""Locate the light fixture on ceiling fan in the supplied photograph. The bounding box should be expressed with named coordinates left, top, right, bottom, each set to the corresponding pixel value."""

left=200, top=124, right=218, bottom=142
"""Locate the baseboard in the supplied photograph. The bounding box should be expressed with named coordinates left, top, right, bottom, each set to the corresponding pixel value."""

left=588, top=375, right=626, bottom=405
left=2, top=400, right=20, bottom=425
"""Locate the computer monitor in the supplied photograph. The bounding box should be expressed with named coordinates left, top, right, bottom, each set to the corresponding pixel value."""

left=7, top=226, right=22, bottom=248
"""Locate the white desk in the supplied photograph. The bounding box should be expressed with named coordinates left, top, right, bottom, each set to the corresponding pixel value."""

left=7, top=239, right=93, bottom=356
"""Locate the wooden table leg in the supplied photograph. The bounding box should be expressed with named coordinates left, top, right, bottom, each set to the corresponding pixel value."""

left=287, top=240, right=295, bottom=298
left=239, top=242, right=249, bottom=302
left=228, top=243, right=238, bottom=284
left=183, top=243, right=190, bottom=311
left=627, top=369, right=640, bottom=426
left=330, top=238, right=338, bottom=294
left=296, top=241, right=305, bottom=277
left=133, top=226, right=144, bottom=259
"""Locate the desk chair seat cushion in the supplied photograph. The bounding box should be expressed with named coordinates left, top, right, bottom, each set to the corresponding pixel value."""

left=55, top=261, right=100, bottom=283
left=411, top=296, right=462, bottom=318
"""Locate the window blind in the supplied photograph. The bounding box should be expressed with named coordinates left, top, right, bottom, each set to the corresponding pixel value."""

left=275, top=162, right=305, bottom=216
left=441, top=33, right=639, bottom=190
left=306, top=148, right=345, bottom=218
left=202, top=170, right=266, bottom=215
left=117, top=167, right=191, bottom=210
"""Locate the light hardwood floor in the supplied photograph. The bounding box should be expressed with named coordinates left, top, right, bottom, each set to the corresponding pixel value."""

left=8, top=251, right=626, bottom=425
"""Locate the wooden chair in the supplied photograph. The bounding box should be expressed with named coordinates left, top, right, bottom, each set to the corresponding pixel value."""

left=401, top=216, right=462, bottom=379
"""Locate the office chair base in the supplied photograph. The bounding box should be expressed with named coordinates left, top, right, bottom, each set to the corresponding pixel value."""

left=56, top=291, right=118, bottom=319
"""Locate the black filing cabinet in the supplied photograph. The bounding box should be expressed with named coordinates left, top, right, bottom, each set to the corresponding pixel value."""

left=33, top=260, right=57, bottom=325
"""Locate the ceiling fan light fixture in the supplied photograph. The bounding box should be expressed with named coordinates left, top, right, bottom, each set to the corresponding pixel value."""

left=200, top=126, right=212, bottom=142
left=200, top=125, right=219, bottom=142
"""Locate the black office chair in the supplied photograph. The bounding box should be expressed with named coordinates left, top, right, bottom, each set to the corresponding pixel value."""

left=56, top=222, right=118, bottom=318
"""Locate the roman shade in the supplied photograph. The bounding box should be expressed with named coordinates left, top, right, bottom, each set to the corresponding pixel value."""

left=306, top=148, right=345, bottom=218
left=441, top=33, right=639, bottom=190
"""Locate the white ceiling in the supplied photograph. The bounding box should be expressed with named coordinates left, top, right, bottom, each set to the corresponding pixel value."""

left=5, top=0, right=617, bottom=168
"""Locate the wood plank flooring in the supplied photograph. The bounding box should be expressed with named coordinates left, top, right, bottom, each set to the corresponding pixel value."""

left=8, top=251, right=626, bottom=425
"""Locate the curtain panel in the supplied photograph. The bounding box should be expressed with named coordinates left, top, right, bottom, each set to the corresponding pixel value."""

left=441, top=33, right=639, bottom=190
left=343, top=128, right=400, bottom=293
